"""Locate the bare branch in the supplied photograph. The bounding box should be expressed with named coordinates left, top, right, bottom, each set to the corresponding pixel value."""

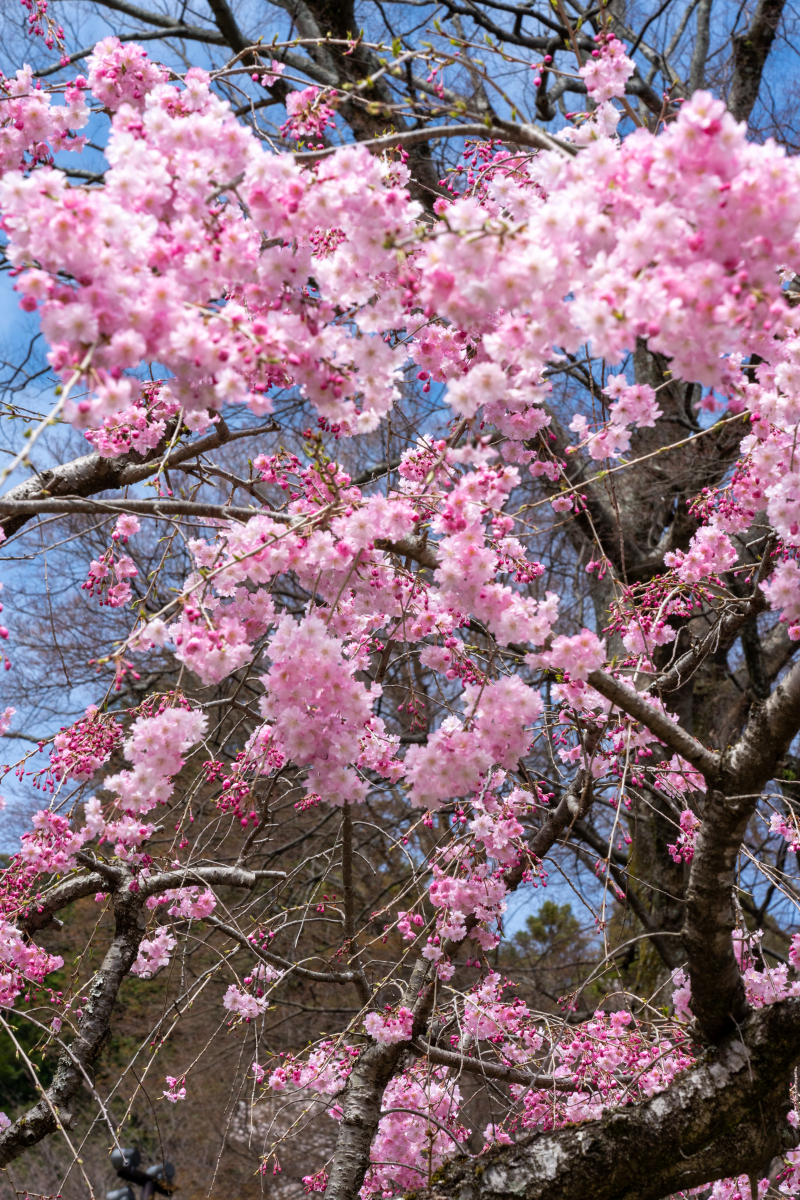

left=294, top=121, right=577, bottom=162
left=137, top=864, right=286, bottom=898
left=0, top=498, right=290, bottom=523
left=409, top=1038, right=577, bottom=1089
left=205, top=915, right=367, bottom=986
left=651, top=592, right=768, bottom=698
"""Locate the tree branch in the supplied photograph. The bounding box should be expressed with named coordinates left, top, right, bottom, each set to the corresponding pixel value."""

left=374, top=535, right=440, bottom=571
left=688, top=0, right=713, bottom=91
left=409, top=1038, right=576, bottom=1089
left=683, top=657, right=800, bottom=1042
left=650, top=592, right=768, bottom=698
left=417, top=996, right=800, bottom=1200
left=587, top=670, right=720, bottom=781
left=294, top=121, right=576, bottom=162
left=204, top=915, right=367, bottom=985
left=137, top=864, right=286, bottom=898
left=323, top=731, right=604, bottom=1200
left=19, top=873, right=109, bottom=934
left=341, top=804, right=371, bottom=1005
left=728, top=0, right=788, bottom=122
left=0, top=498, right=289, bottom=523
left=0, top=419, right=277, bottom=540
left=0, top=880, right=147, bottom=1167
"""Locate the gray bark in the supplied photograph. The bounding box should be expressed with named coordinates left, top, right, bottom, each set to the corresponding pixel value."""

left=728, top=0, right=788, bottom=122
left=416, top=996, right=800, bottom=1200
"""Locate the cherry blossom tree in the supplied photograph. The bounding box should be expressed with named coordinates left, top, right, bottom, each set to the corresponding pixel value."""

left=3, top=3, right=800, bottom=1200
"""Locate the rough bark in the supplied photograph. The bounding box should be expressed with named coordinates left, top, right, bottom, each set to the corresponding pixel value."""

left=683, top=658, right=800, bottom=1042
left=0, top=419, right=276, bottom=540
left=415, top=996, right=800, bottom=1200
left=728, top=0, right=788, bottom=122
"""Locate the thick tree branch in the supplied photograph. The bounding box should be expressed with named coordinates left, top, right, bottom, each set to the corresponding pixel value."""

left=688, top=0, right=713, bottom=91
left=136, top=864, right=286, bottom=897
left=587, top=670, right=720, bottom=780
left=0, top=498, right=289, bottom=523
left=0, top=419, right=276, bottom=540
left=728, top=0, right=788, bottom=122
left=0, top=880, right=147, bottom=1167
left=204, top=0, right=294, bottom=103
left=726, top=657, right=800, bottom=790
left=374, top=534, right=440, bottom=571
left=683, top=657, right=800, bottom=1042
left=19, top=873, right=108, bottom=934
left=417, top=996, right=800, bottom=1200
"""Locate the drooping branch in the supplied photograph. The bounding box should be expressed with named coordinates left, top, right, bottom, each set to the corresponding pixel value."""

left=322, top=732, right=603, bottom=1200
left=341, top=804, right=371, bottom=1006
left=569, top=820, right=682, bottom=969
left=650, top=591, right=768, bottom=698
left=204, top=915, right=368, bottom=985
left=0, top=857, right=290, bottom=1166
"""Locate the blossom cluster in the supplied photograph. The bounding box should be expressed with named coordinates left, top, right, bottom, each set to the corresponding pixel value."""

left=104, top=704, right=208, bottom=817
left=0, top=915, right=64, bottom=1008
left=0, top=65, right=87, bottom=175
left=130, top=929, right=176, bottom=978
